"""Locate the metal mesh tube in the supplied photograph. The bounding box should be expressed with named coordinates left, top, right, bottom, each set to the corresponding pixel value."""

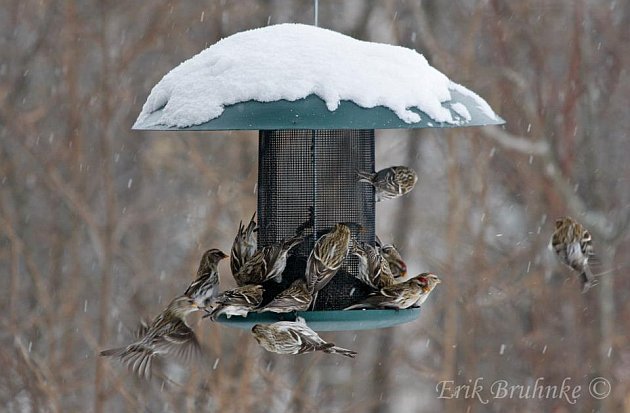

left=257, top=129, right=375, bottom=310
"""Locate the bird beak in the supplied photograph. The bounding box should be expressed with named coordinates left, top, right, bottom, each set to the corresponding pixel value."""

left=220, top=252, right=229, bottom=259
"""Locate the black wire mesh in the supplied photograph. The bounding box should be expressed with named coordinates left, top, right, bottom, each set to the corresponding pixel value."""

left=258, top=129, right=375, bottom=310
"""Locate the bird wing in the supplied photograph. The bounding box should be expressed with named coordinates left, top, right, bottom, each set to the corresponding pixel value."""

left=134, top=319, right=151, bottom=340
left=260, top=281, right=312, bottom=312
left=231, top=214, right=258, bottom=275
left=234, top=251, right=267, bottom=286
left=158, top=320, right=202, bottom=364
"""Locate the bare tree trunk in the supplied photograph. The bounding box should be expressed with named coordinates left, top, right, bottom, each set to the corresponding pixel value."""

left=94, top=6, right=116, bottom=413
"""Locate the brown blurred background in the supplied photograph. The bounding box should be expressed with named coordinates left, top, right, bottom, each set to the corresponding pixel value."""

left=1, top=1, right=629, bottom=412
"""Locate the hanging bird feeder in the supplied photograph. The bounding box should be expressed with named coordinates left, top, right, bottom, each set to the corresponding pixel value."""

left=133, top=23, right=504, bottom=331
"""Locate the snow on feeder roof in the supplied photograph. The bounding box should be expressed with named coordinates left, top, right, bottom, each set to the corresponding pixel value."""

left=133, top=23, right=503, bottom=131
left=133, top=24, right=504, bottom=332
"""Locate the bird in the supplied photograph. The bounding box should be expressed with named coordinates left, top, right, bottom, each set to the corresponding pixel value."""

left=233, top=234, right=305, bottom=286
left=204, top=284, right=264, bottom=320
left=357, top=166, right=418, bottom=201
left=257, top=278, right=313, bottom=314
left=100, top=295, right=201, bottom=379
left=375, top=236, right=407, bottom=280
left=251, top=317, right=357, bottom=358
left=350, top=241, right=395, bottom=289
left=550, top=216, right=595, bottom=293
left=184, top=248, right=228, bottom=308
left=306, top=223, right=352, bottom=296
left=344, top=272, right=441, bottom=310
left=230, top=213, right=257, bottom=276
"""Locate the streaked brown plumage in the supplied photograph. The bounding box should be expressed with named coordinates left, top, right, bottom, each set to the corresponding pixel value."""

left=350, top=241, right=395, bottom=289
left=184, top=248, right=228, bottom=307
left=375, top=236, right=407, bottom=279
left=251, top=317, right=357, bottom=358
left=306, top=223, right=352, bottom=295
left=204, top=284, right=264, bottom=320
left=233, top=234, right=305, bottom=286
left=357, top=166, right=418, bottom=201
left=550, top=216, right=595, bottom=293
left=100, top=296, right=201, bottom=379
left=257, top=278, right=313, bottom=314
left=345, top=272, right=441, bottom=310
left=230, top=213, right=257, bottom=276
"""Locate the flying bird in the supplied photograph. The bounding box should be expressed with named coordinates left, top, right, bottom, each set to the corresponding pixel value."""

left=357, top=166, right=418, bottom=201
left=204, top=284, right=264, bottom=320
left=345, top=272, right=441, bottom=310
left=550, top=216, right=596, bottom=293
left=231, top=213, right=257, bottom=275
left=184, top=248, right=228, bottom=308
left=100, top=296, right=201, bottom=379
left=251, top=317, right=357, bottom=358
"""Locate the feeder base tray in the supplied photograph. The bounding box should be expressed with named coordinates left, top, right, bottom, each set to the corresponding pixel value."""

left=214, top=309, right=420, bottom=332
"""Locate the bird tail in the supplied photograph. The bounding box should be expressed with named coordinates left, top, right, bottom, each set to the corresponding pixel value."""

left=324, top=344, right=358, bottom=358
left=356, top=169, right=374, bottom=183
left=100, top=347, right=126, bottom=357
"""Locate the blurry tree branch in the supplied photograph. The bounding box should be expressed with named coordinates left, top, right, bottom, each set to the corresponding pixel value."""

left=480, top=126, right=628, bottom=242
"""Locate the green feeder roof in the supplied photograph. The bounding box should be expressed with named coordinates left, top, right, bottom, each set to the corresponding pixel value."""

left=133, top=89, right=503, bottom=131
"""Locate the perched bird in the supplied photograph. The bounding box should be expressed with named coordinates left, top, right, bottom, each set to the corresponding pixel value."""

left=251, top=317, right=357, bottom=358
left=233, top=234, right=305, bottom=286
left=184, top=248, right=228, bottom=308
left=350, top=241, right=395, bottom=289
left=257, top=278, right=313, bottom=314
left=345, top=272, right=441, bottom=310
left=100, top=296, right=201, bottom=379
left=550, top=216, right=595, bottom=293
left=375, top=236, right=408, bottom=280
left=357, top=166, right=418, bottom=201
left=230, top=213, right=257, bottom=276
left=306, top=223, right=352, bottom=297
left=204, top=284, right=264, bottom=320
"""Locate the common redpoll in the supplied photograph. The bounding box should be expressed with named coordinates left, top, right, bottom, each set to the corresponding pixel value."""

left=550, top=216, right=595, bottom=293
left=306, top=223, right=352, bottom=295
left=257, top=279, right=313, bottom=314
left=230, top=213, right=257, bottom=275
left=350, top=241, right=395, bottom=289
left=357, top=166, right=418, bottom=201
left=251, top=317, right=357, bottom=358
left=204, top=284, right=264, bottom=320
left=184, top=248, right=228, bottom=307
left=233, top=234, right=305, bottom=286
left=344, top=272, right=441, bottom=310
left=100, top=296, right=201, bottom=379
left=375, top=236, right=407, bottom=279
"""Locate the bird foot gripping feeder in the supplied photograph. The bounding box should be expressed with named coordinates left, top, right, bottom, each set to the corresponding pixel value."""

left=133, top=24, right=503, bottom=331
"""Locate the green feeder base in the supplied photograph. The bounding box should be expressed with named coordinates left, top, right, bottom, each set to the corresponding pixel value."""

left=214, top=309, right=420, bottom=332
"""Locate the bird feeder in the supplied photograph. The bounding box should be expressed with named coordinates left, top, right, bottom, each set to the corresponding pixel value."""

left=133, top=24, right=504, bottom=331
